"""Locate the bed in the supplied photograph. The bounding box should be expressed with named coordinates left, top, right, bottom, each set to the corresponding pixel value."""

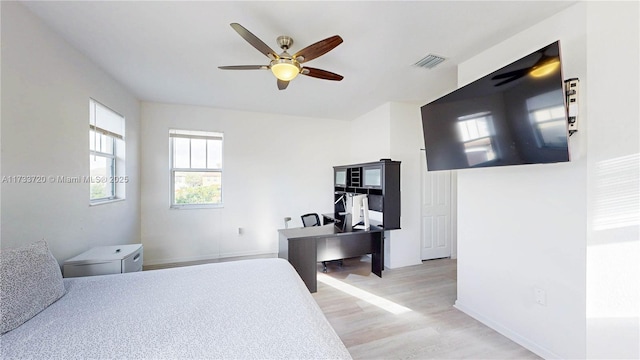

left=0, top=241, right=351, bottom=359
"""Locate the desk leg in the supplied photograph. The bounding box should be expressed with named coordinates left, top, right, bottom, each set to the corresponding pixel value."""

left=288, top=239, right=318, bottom=293
left=371, top=231, right=383, bottom=278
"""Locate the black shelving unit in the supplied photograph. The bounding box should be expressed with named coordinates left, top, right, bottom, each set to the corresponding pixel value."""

left=333, top=159, right=400, bottom=230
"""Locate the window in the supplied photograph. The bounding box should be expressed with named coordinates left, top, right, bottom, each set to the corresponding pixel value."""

left=89, top=99, right=125, bottom=204
left=170, top=129, right=223, bottom=208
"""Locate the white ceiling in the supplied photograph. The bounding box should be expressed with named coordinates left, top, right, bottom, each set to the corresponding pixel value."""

left=22, top=1, right=575, bottom=120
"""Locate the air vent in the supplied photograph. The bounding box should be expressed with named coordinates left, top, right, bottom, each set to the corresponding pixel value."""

left=414, top=54, right=446, bottom=69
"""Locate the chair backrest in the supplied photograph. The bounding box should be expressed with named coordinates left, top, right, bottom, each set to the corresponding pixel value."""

left=301, top=213, right=320, bottom=227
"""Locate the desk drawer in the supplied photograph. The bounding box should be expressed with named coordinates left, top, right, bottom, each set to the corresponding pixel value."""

left=317, top=234, right=374, bottom=262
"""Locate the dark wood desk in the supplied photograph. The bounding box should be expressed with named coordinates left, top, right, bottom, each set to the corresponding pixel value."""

left=278, top=220, right=384, bottom=293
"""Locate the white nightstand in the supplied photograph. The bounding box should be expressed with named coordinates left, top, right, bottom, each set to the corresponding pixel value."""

left=63, top=244, right=143, bottom=278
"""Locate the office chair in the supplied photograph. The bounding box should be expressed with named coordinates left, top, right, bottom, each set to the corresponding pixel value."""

left=301, top=213, right=320, bottom=227
left=300, top=213, right=342, bottom=273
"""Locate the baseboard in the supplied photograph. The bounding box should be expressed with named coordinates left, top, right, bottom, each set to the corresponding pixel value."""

left=454, top=300, right=561, bottom=359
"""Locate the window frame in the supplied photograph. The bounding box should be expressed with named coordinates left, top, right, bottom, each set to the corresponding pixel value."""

left=169, top=129, right=224, bottom=209
left=89, top=98, right=126, bottom=206
left=89, top=130, right=116, bottom=201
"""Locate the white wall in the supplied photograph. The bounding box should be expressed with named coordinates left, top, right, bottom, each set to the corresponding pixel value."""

left=348, top=62, right=458, bottom=269
left=348, top=103, right=392, bottom=164
left=140, top=102, right=350, bottom=265
left=585, top=2, right=639, bottom=359
left=455, top=2, right=639, bottom=359
left=455, top=3, right=588, bottom=359
left=0, top=2, right=141, bottom=263
left=387, top=102, right=424, bottom=268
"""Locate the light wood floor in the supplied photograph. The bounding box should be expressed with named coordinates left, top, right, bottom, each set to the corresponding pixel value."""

left=312, top=257, right=541, bottom=360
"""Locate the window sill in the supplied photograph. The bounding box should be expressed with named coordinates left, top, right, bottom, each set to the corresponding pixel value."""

left=90, top=198, right=125, bottom=207
left=170, top=204, right=224, bottom=210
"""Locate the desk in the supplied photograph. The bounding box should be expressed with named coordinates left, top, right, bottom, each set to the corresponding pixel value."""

left=278, top=219, right=384, bottom=293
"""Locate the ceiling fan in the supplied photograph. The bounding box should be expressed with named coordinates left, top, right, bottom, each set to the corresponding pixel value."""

left=218, top=23, right=344, bottom=90
left=491, top=43, right=560, bottom=87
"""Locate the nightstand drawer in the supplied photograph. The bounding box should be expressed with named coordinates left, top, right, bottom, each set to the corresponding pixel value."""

left=63, top=244, right=143, bottom=278
left=64, top=261, right=122, bottom=278
left=122, top=247, right=143, bottom=273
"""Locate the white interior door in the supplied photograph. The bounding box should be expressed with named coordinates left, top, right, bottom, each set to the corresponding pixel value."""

left=421, top=155, right=453, bottom=260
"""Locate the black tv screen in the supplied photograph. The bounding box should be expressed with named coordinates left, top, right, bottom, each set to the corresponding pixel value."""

left=421, top=41, right=569, bottom=171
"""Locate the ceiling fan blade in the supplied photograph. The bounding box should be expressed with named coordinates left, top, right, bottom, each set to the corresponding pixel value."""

left=218, top=65, right=269, bottom=70
left=277, top=79, right=289, bottom=90
left=230, top=23, right=279, bottom=60
left=293, top=35, right=343, bottom=63
left=493, top=76, right=520, bottom=87
left=491, top=68, right=529, bottom=80
left=301, top=67, right=343, bottom=81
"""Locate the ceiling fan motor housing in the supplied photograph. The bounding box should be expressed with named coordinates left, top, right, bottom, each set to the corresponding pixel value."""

left=277, top=35, right=293, bottom=50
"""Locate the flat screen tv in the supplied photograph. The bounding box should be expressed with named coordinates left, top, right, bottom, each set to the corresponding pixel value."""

left=421, top=41, right=569, bottom=171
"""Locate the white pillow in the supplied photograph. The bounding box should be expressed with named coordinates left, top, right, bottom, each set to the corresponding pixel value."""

left=0, top=240, right=66, bottom=334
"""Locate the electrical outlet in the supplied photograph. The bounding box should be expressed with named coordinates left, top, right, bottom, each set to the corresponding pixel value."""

left=238, top=227, right=244, bottom=235
left=534, top=287, right=547, bottom=306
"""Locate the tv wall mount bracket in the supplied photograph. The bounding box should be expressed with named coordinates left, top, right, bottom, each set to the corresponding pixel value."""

left=565, top=78, right=579, bottom=136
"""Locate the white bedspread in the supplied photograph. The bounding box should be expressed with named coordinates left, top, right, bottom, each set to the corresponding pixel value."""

left=0, top=258, right=351, bottom=359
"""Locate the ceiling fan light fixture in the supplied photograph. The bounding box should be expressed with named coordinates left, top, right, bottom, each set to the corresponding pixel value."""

left=271, top=59, right=301, bottom=81
left=530, top=59, right=560, bottom=78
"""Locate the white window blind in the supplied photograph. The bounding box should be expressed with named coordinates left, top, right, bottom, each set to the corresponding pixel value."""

left=90, top=99, right=124, bottom=139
